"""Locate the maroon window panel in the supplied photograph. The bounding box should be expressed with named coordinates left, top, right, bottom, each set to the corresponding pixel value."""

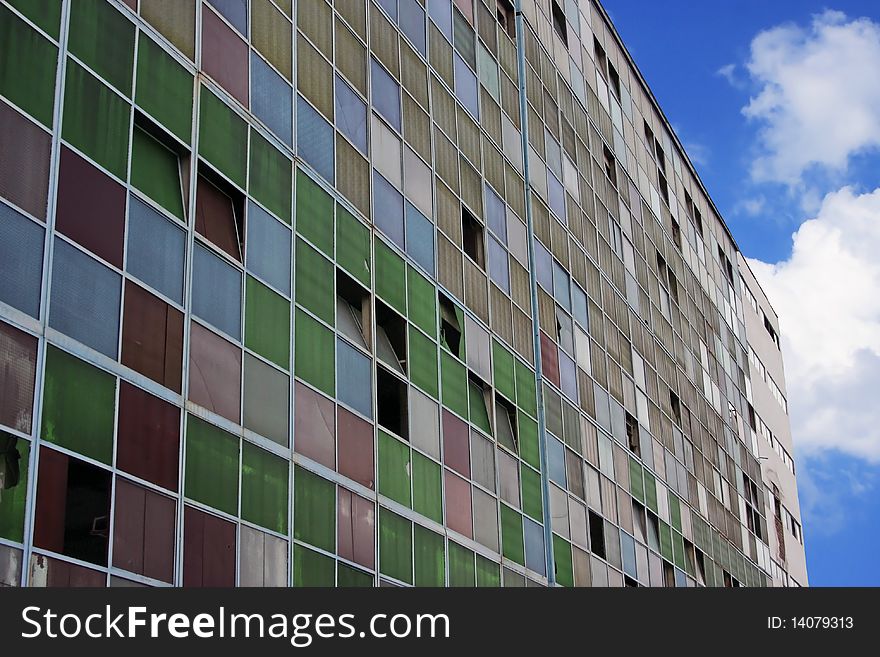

left=293, top=381, right=335, bottom=469
left=116, top=381, right=180, bottom=492
left=183, top=505, right=235, bottom=587
left=29, top=553, right=106, bottom=587
left=201, top=5, right=248, bottom=107
left=55, top=146, right=126, bottom=268
left=442, top=409, right=470, bottom=478
left=188, top=321, right=242, bottom=423
left=113, top=478, right=176, bottom=583
left=337, top=407, right=375, bottom=490
left=121, top=280, right=184, bottom=392
left=0, top=320, right=37, bottom=433
left=337, top=488, right=375, bottom=570
left=195, top=175, right=242, bottom=262
left=444, top=469, right=473, bottom=539
left=0, top=100, right=51, bottom=221
left=540, top=331, right=560, bottom=388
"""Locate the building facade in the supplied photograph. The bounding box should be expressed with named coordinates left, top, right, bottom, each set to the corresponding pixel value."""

left=0, top=0, right=806, bottom=587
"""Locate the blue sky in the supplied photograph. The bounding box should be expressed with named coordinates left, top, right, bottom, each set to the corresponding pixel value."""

left=601, top=0, right=880, bottom=585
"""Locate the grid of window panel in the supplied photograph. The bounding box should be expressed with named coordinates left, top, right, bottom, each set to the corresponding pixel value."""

left=0, top=0, right=783, bottom=587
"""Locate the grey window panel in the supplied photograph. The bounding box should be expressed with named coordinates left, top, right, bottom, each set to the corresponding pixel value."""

left=488, top=236, right=509, bottom=293
left=409, top=387, right=439, bottom=459
left=400, top=0, right=426, bottom=57
left=470, top=431, right=495, bottom=492
left=335, top=75, right=367, bottom=154
left=251, top=51, right=292, bottom=146
left=523, top=517, right=546, bottom=576
left=337, top=337, right=372, bottom=419
left=243, top=352, right=290, bottom=446
left=453, top=53, right=479, bottom=119
left=371, top=59, right=401, bottom=132
left=192, top=242, right=242, bottom=339
left=297, top=95, right=334, bottom=184
left=208, top=0, right=248, bottom=35
left=547, top=435, right=566, bottom=486
left=472, top=488, right=499, bottom=552
left=246, top=201, right=291, bottom=295
left=405, top=202, right=434, bottom=274
left=127, top=195, right=186, bottom=304
left=0, top=201, right=43, bottom=318
left=427, top=0, right=452, bottom=40
left=336, top=297, right=368, bottom=350
left=50, top=238, right=121, bottom=358
left=373, top=170, right=404, bottom=248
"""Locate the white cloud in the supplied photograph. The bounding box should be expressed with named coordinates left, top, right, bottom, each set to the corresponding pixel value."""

left=735, top=195, right=766, bottom=216
left=742, top=11, right=880, bottom=185
left=716, top=63, right=745, bottom=89
left=748, top=187, right=880, bottom=461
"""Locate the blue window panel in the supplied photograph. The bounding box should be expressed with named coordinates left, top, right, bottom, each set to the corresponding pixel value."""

left=252, top=51, right=292, bottom=146
left=337, top=337, right=373, bottom=418
left=547, top=436, right=566, bottom=486
left=371, top=59, right=401, bottom=132
left=428, top=0, right=452, bottom=40
left=552, top=260, right=571, bottom=311
left=621, top=530, right=638, bottom=579
left=572, top=282, right=588, bottom=329
left=453, top=53, right=479, bottom=119
left=400, top=0, right=426, bottom=57
left=559, top=351, right=578, bottom=403
left=0, top=200, right=43, bottom=318
left=208, top=0, right=248, bottom=35
left=373, top=170, right=404, bottom=249
left=246, top=201, right=291, bottom=296
left=535, top=239, right=553, bottom=292
left=335, top=75, right=367, bottom=154
left=377, top=0, right=398, bottom=22
left=192, top=242, right=242, bottom=340
left=405, top=201, right=434, bottom=274
left=488, top=236, right=509, bottom=293
left=547, top=171, right=566, bottom=223
left=50, top=238, right=121, bottom=358
left=127, top=196, right=186, bottom=305
left=297, top=95, right=334, bottom=184
left=524, top=517, right=546, bottom=576
left=485, top=184, right=506, bottom=243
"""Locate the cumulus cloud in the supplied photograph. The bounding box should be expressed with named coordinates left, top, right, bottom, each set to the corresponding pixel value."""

left=748, top=187, right=880, bottom=461
left=742, top=11, right=880, bottom=185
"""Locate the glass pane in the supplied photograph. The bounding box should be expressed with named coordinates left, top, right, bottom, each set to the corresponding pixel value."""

left=375, top=240, right=406, bottom=314
left=188, top=321, right=242, bottom=423
left=68, top=0, right=134, bottom=96
left=295, top=169, right=334, bottom=255
left=292, top=544, right=334, bottom=586
left=448, top=541, right=475, bottom=586
left=136, top=34, right=193, bottom=142
left=192, top=242, right=242, bottom=339
left=297, top=95, right=334, bottom=183
left=409, top=388, right=439, bottom=458
left=183, top=505, right=235, bottom=586
left=196, top=174, right=243, bottom=261
left=112, top=478, right=176, bottom=582
left=405, top=202, right=435, bottom=274
left=337, top=407, right=375, bottom=489
left=0, top=100, right=52, bottom=220
left=0, top=201, right=44, bottom=318
left=0, top=5, right=57, bottom=127
left=246, top=201, right=292, bottom=294
left=378, top=430, right=411, bottom=506
left=335, top=75, right=367, bottom=154
left=249, top=131, right=292, bottom=223
left=184, top=415, right=239, bottom=514
left=407, top=267, right=435, bottom=337
left=295, top=239, right=334, bottom=324
left=0, top=432, right=29, bottom=543
left=336, top=206, right=370, bottom=286
left=121, top=281, right=184, bottom=392
left=116, top=381, right=180, bottom=491
left=413, top=525, right=444, bottom=586
left=131, top=126, right=185, bottom=220
left=524, top=517, right=545, bottom=575
left=243, top=352, right=290, bottom=446
left=293, top=466, right=335, bottom=551
left=201, top=3, right=248, bottom=105
left=371, top=58, right=401, bottom=131
left=444, top=469, right=472, bottom=537
left=209, top=0, right=248, bottom=37
left=294, top=309, right=334, bottom=396
left=440, top=351, right=468, bottom=418
left=245, top=275, right=290, bottom=367
left=294, top=381, right=335, bottom=467
left=379, top=507, right=412, bottom=584
left=412, top=451, right=441, bottom=522
left=453, top=53, right=478, bottom=118
left=373, top=171, right=404, bottom=248
left=337, top=488, right=375, bottom=569
left=241, top=441, right=288, bottom=533
left=400, top=0, right=426, bottom=57
left=408, top=327, right=438, bottom=398
left=126, top=195, right=186, bottom=304
left=251, top=50, right=292, bottom=146
left=337, top=338, right=373, bottom=418
left=199, top=87, right=248, bottom=187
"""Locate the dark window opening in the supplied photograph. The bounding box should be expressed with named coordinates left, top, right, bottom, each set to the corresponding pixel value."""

left=195, top=165, right=245, bottom=262
left=377, top=366, right=408, bottom=440
left=695, top=549, right=707, bottom=586
left=593, top=37, right=607, bottom=76
left=624, top=575, right=638, bottom=587
left=664, top=562, right=676, bottom=587
left=654, top=139, right=666, bottom=173
left=607, top=63, right=621, bottom=99
left=602, top=145, right=617, bottom=188
left=496, top=0, right=516, bottom=39
left=671, top=219, right=682, bottom=250
left=670, top=391, right=682, bottom=426
left=375, top=299, right=407, bottom=375
left=336, top=270, right=371, bottom=350
left=462, top=207, right=485, bottom=269
left=439, top=292, right=463, bottom=357
left=763, top=312, right=780, bottom=348
left=588, top=510, right=606, bottom=559
left=495, top=393, right=518, bottom=453
left=551, top=1, right=567, bottom=45
left=658, top=170, right=669, bottom=206
left=625, top=411, right=640, bottom=456
left=693, top=207, right=704, bottom=237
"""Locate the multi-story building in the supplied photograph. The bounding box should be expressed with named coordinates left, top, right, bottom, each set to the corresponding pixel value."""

left=0, top=0, right=806, bottom=587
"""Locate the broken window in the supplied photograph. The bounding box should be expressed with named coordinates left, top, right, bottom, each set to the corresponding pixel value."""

left=439, top=292, right=463, bottom=358
left=375, top=300, right=407, bottom=375
left=468, top=374, right=493, bottom=436
left=495, top=394, right=517, bottom=453
left=377, top=366, right=408, bottom=440
left=195, top=166, right=244, bottom=261
left=594, top=37, right=607, bottom=76
left=607, top=63, right=621, bottom=99
left=462, top=207, right=485, bottom=269
left=336, top=270, right=370, bottom=350
left=670, top=391, right=682, bottom=426
left=588, top=510, right=605, bottom=559
left=602, top=145, right=617, bottom=188
left=551, top=0, right=567, bottom=45
left=496, top=0, right=515, bottom=38
left=625, top=411, right=640, bottom=457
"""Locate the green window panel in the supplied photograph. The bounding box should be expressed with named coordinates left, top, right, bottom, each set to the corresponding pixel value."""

left=62, top=60, right=131, bottom=180
left=379, top=507, right=412, bottom=584
left=295, top=239, right=334, bottom=325
left=0, top=6, right=57, bottom=127
left=659, top=521, right=673, bottom=563
left=644, top=470, right=658, bottom=514
left=41, top=346, right=115, bottom=464
left=293, top=466, right=335, bottom=552
left=6, top=0, right=61, bottom=39
left=673, top=531, right=686, bottom=570
left=408, top=326, right=438, bottom=398
left=246, top=276, right=291, bottom=368
left=198, top=88, right=247, bottom=188
left=295, top=169, right=333, bottom=256
left=337, top=563, right=373, bottom=587
left=553, top=535, right=574, bottom=587
left=514, top=359, right=537, bottom=417
left=518, top=412, right=539, bottom=469
left=440, top=352, right=468, bottom=419
left=500, top=504, right=524, bottom=565
left=136, top=34, right=193, bottom=143
left=0, top=434, right=29, bottom=543
left=241, top=441, right=289, bottom=534
left=378, top=430, right=411, bottom=508
left=406, top=267, right=435, bottom=338
left=492, top=340, right=515, bottom=402
left=68, top=0, right=134, bottom=96
left=629, top=457, right=644, bottom=503
left=249, top=131, right=292, bottom=223
left=521, top=465, right=542, bottom=520
left=475, top=555, right=500, bottom=587
left=669, top=492, right=682, bottom=532
left=375, top=241, right=406, bottom=315
left=184, top=415, right=239, bottom=515
left=293, top=544, right=335, bottom=586
left=412, top=451, right=442, bottom=523
left=294, top=309, right=334, bottom=395
left=448, top=542, right=475, bottom=587
left=468, top=382, right=492, bottom=435
left=335, top=207, right=370, bottom=286
left=413, top=525, right=444, bottom=587
left=130, top=126, right=184, bottom=220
